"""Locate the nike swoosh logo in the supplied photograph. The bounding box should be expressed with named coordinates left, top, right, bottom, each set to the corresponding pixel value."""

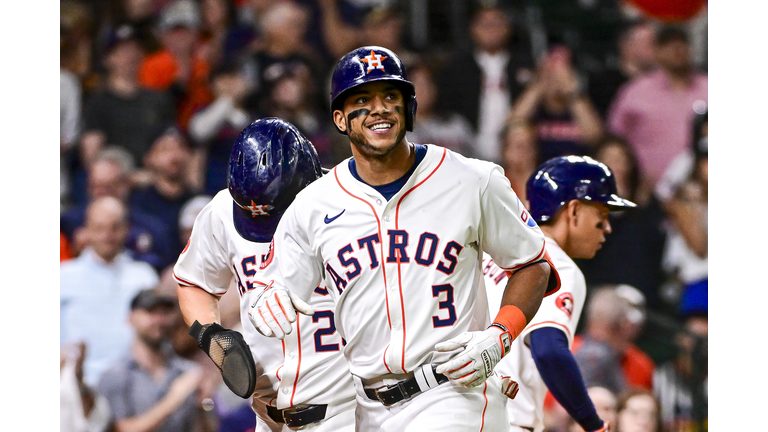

left=324, top=209, right=345, bottom=224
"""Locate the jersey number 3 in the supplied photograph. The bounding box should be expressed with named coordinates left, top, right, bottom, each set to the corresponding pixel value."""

left=432, top=284, right=457, bottom=327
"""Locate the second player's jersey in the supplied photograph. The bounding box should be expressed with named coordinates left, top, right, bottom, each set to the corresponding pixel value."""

left=173, top=190, right=355, bottom=411
left=485, top=238, right=586, bottom=432
left=257, top=145, right=557, bottom=380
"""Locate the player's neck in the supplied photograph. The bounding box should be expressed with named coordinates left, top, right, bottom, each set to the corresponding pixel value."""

left=351, top=139, right=415, bottom=186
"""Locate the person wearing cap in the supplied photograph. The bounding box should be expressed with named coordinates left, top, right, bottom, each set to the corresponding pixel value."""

left=607, top=24, right=708, bottom=190
left=80, top=23, right=177, bottom=171
left=97, top=289, right=208, bottom=432
left=139, top=0, right=213, bottom=130
left=130, top=126, right=199, bottom=257
left=485, top=156, right=635, bottom=432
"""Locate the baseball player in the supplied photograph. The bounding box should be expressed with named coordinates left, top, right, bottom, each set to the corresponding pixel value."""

left=484, top=155, right=636, bottom=432
left=245, top=46, right=561, bottom=432
left=174, top=118, right=356, bottom=432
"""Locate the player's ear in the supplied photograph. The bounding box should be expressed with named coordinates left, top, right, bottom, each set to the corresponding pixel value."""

left=567, top=200, right=580, bottom=226
left=333, top=110, right=347, bottom=133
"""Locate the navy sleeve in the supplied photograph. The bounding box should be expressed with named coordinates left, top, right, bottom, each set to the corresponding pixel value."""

left=529, top=327, right=604, bottom=431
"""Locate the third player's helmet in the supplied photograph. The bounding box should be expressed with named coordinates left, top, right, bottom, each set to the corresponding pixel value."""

left=330, top=46, right=417, bottom=133
left=228, top=117, right=323, bottom=242
left=526, top=155, right=636, bottom=223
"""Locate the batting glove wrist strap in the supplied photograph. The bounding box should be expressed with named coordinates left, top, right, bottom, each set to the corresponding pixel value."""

left=434, top=327, right=510, bottom=387
left=188, top=320, right=256, bottom=399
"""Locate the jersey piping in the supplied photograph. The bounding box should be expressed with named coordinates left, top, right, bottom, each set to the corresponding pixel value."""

left=393, top=147, right=447, bottom=372
left=333, top=166, right=393, bottom=373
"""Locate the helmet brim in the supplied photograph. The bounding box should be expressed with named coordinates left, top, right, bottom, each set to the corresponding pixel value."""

left=601, top=194, right=637, bottom=210
left=232, top=201, right=283, bottom=243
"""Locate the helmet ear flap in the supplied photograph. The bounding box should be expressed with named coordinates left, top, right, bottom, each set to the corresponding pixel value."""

left=406, top=94, right=417, bottom=132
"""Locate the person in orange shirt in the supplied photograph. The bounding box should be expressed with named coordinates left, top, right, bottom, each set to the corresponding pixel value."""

left=139, top=0, right=212, bottom=130
left=61, top=231, right=74, bottom=262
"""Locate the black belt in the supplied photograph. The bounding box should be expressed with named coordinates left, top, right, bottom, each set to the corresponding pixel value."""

left=266, top=404, right=328, bottom=429
left=363, top=367, right=449, bottom=406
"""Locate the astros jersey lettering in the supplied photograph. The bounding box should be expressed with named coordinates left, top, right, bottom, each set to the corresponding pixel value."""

left=173, top=190, right=355, bottom=430
left=486, top=238, right=586, bottom=432
left=258, top=145, right=551, bottom=380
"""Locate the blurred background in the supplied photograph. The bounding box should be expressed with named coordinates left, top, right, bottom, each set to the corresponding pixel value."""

left=59, top=0, right=708, bottom=431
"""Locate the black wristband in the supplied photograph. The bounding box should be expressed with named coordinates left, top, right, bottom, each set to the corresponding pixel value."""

left=189, top=320, right=226, bottom=352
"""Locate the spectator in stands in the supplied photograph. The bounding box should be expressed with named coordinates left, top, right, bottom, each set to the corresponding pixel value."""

left=197, top=0, right=240, bottom=70
left=654, top=310, right=707, bottom=431
left=607, top=25, right=708, bottom=189
left=242, top=1, right=325, bottom=111
left=435, top=4, right=535, bottom=163
left=188, top=61, right=255, bottom=195
left=509, top=45, right=604, bottom=164
left=588, top=20, right=657, bottom=119
left=615, top=390, right=663, bottom=432
left=60, top=197, right=159, bottom=386
left=407, top=61, right=475, bottom=157
left=318, top=3, right=416, bottom=66
left=132, top=127, right=198, bottom=257
left=61, top=56, right=82, bottom=211
left=97, top=289, right=209, bottom=432
left=80, top=24, right=176, bottom=171
left=60, top=147, right=176, bottom=271
left=139, top=0, right=213, bottom=130
left=499, top=119, right=538, bottom=203
left=659, top=111, right=707, bottom=310
left=257, top=58, right=339, bottom=165
left=60, top=342, right=111, bottom=432
left=100, top=0, right=162, bottom=54
left=573, top=287, right=655, bottom=395
left=575, top=136, right=667, bottom=309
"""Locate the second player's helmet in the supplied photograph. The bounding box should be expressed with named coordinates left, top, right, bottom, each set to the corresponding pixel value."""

left=228, top=118, right=323, bottom=242
left=526, top=155, right=637, bottom=223
left=330, top=46, right=417, bottom=133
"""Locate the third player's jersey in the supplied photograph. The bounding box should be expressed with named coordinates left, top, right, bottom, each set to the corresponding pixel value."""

left=486, top=238, right=586, bottom=432
left=173, top=190, right=355, bottom=413
left=257, top=145, right=557, bottom=380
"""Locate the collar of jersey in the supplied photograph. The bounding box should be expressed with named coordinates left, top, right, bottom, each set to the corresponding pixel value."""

left=347, top=143, right=428, bottom=201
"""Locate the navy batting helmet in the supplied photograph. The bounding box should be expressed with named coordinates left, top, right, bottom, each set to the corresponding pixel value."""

left=228, top=118, right=323, bottom=242
left=526, top=155, right=636, bottom=223
left=330, top=46, right=417, bottom=133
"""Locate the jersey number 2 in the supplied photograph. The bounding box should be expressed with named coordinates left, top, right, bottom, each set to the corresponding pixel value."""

left=312, top=310, right=341, bottom=352
left=432, top=284, right=457, bottom=327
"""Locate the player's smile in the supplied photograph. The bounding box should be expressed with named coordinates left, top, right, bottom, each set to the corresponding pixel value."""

left=336, top=81, right=407, bottom=156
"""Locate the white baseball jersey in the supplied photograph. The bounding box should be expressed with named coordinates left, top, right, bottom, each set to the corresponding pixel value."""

left=485, top=238, right=586, bottom=432
left=256, top=145, right=553, bottom=381
left=173, top=190, right=356, bottom=430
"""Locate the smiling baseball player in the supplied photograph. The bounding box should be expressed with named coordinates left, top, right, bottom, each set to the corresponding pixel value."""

left=485, top=155, right=636, bottom=432
left=244, top=47, right=561, bottom=432
left=174, top=118, right=356, bottom=432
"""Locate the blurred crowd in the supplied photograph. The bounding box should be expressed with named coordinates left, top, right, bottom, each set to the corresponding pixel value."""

left=59, top=0, right=708, bottom=431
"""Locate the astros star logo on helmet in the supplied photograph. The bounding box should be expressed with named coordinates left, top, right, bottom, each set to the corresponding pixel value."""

left=361, top=50, right=387, bottom=73
left=245, top=200, right=270, bottom=217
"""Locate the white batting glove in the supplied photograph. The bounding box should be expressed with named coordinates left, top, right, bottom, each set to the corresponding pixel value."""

left=434, top=327, right=511, bottom=387
left=246, top=282, right=314, bottom=339
left=499, top=375, right=520, bottom=399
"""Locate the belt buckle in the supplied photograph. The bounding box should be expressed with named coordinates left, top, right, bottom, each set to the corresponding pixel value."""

left=376, top=381, right=408, bottom=406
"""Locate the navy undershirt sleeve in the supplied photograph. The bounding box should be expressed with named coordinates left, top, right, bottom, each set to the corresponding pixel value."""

left=529, top=327, right=604, bottom=431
